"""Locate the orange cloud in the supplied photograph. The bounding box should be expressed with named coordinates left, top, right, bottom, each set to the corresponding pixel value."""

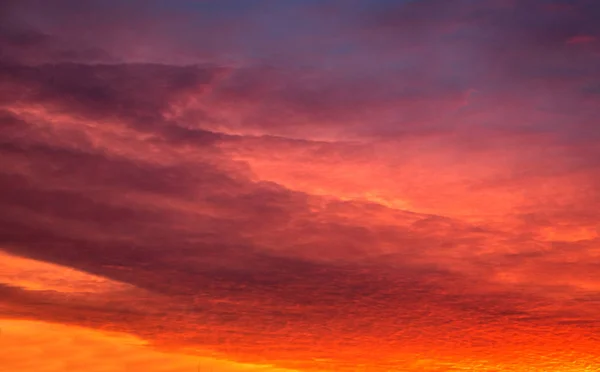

left=0, top=319, right=299, bottom=372
left=0, top=249, right=132, bottom=293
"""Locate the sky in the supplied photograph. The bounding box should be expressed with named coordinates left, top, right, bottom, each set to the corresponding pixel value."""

left=1, top=0, right=600, bottom=371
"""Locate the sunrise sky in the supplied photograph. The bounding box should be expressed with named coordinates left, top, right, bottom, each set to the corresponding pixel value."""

left=1, top=0, right=600, bottom=371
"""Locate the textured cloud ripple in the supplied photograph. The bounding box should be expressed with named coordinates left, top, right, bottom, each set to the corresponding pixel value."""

left=1, top=0, right=600, bottom=371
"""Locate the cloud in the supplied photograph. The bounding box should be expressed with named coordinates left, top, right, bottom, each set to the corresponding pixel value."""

left=0, top=319, right=299, bottom=372
left=1, top=0, right=600, bottom=371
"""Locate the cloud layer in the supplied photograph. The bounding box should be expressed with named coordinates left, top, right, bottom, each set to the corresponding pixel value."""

left=1, top=0, right=600, bottom=371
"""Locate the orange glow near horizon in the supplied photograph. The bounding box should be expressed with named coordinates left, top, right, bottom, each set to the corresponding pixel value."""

left=0, top=319, right=302, bottom=372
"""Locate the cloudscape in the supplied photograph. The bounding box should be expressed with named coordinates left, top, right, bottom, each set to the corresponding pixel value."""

left=1, top=0, right=600, bottom=371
